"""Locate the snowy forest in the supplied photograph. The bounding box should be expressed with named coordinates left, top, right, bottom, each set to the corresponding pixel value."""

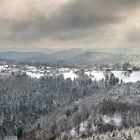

left=0, top=66, right=140, bottom=140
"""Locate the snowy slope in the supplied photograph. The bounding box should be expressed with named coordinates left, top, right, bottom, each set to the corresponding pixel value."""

left=86, top=71, right=140, bottom=83
left=0, top=65, right=8, bottom=71
left=26, top=72, right=44, bottom=79
left=112, top=71, right=140, bottom=83
left=63, top=71, right=78, bottom=80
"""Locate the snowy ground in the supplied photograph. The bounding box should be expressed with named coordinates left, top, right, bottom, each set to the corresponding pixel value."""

left=0, top=65, right=8, bottom=71
left=0, top=65, right=140, bottom=83
left=112, top=71, right=140, bottom=83
left=102, top=114, right=122, bottom=127
left=70, top=121, right=88, bottom=136
left=63, top=71, right=78, bottom=80
left=26, top=72, right=44, bottom=79
left=86, top=71, right=140, bottom=83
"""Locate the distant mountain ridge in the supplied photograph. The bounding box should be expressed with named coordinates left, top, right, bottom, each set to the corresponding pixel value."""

left=0, top=51, right=45, bottom=60
left=0, top=49, right=139, bottom=66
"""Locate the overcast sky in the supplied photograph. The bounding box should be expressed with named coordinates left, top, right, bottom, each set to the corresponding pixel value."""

left=0, top=0, right=140, bottom=51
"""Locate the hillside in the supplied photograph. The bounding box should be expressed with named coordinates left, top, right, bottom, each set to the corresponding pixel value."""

left=0, top=49, right=139, bottom=67
left=22, top=82, right=140, bottom=140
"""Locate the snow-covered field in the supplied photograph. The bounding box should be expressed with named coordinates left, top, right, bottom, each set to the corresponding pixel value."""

left=9, top=70, right=140, bottom=83
left=0, top=65, right=8, bottom=71
left=112, top=71, right=140, bottom=83
left=26, top=72, right=44, bottom=79
left=0, top=65, right=140, bottom=83
left=86, top=71, right=140, bottom=83
left=63, top=71, right=78, bottom=80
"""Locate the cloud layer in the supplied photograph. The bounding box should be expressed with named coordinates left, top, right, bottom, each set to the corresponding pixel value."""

left=0, top=0, right=140, bottom=51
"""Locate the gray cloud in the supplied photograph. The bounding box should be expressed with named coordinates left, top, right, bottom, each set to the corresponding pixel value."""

left=0, top=0, right=140, bottom=49
left=127, top=29, right=140, bottom=43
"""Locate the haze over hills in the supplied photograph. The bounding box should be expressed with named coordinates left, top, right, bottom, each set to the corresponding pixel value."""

left=0, top=49, right=139, bottom=67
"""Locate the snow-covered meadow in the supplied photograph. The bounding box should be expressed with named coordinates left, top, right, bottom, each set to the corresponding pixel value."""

left=0, top=65, right=140, bottom=83
left=86, top=71, right=140, bottom=83
left=23, top=70, right=140, bottom=83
